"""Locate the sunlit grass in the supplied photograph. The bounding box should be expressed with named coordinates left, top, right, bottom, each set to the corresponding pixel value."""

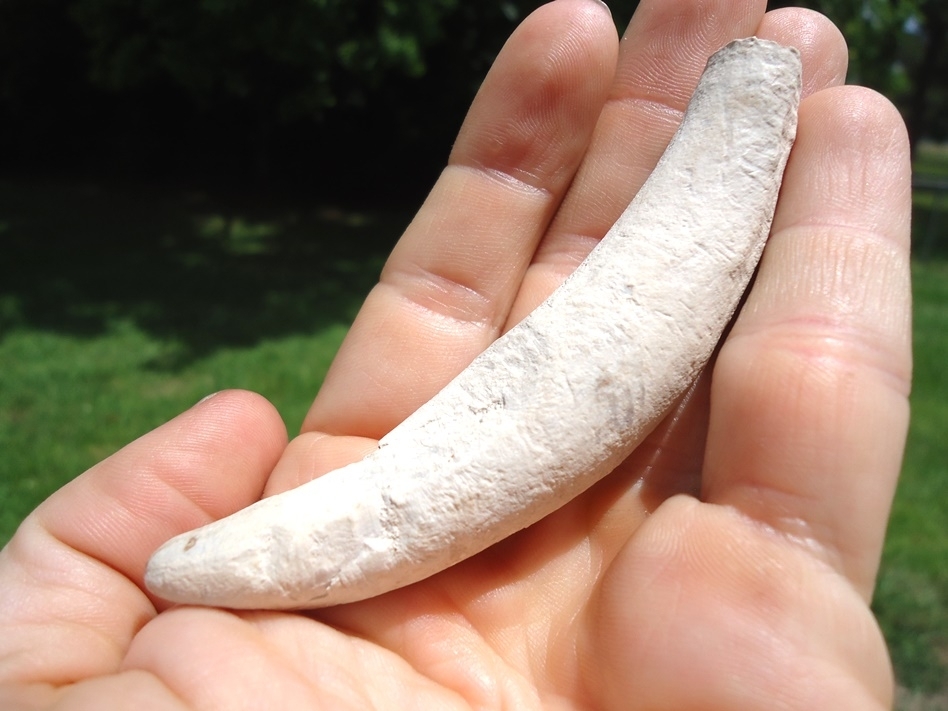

left=871, top=143, right=948, bottom=701
left=0, top=319, right=351, bottom=538
left=875, top=256, right=948, bottom=694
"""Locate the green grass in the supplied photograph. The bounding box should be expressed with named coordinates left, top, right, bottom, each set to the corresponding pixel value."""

left=2, top=162, right=948, bottom=703
left=0, top=321, right=353, bottom=536
left=875, top=256, right=948, bottom=694
left=873, top=141, right=948, bottom=701
left=0, top=177, right=400, bottom=538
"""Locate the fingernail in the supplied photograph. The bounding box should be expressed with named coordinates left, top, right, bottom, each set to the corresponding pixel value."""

left=569, top=0, right=611, bottom=11
left=195, top=391, right=220, bottom=406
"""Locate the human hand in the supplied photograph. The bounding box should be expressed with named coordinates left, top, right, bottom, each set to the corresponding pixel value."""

left=0, top=0, right=911, bottom=708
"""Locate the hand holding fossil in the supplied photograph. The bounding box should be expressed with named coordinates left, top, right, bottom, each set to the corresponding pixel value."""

left=0, top=2, right=911, bottom=709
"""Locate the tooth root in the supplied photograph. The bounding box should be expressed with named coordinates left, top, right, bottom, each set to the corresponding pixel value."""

left=145, top=38, right=802, bottom=610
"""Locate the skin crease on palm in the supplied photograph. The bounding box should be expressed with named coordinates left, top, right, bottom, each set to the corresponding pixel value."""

left=0, top=0, right=912, bottom=708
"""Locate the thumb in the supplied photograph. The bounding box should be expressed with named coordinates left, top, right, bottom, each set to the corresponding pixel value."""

left=0, top=390, right=286, bottom=684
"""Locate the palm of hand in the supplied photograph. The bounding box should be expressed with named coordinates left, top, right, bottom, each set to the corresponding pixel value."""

left=0, top=1, right=911, bottom=709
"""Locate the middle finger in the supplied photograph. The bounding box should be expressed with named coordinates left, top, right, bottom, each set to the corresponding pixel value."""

left=505, top=0, right=850, bottom=325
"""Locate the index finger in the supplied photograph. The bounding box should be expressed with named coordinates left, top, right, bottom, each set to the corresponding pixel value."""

left=302, top=0, right=618, bottom=439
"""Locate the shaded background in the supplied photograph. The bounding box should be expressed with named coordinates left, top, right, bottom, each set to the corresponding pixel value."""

left=1, top=0, right=577, bottom=198
left=2, top=1, right=947, bottom=708
left=3, top=0, right=947, bottom=192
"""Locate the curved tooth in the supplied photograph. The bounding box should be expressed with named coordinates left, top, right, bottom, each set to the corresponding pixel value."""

left=145, top=38, right=802, bottom=610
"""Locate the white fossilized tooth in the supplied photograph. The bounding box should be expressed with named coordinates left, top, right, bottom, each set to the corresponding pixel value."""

left=145, top=37, right=802, bottom=610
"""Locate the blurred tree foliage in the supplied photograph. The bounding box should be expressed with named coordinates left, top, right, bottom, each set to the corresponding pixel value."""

left=68, top=0, right=460, bottom=120
left=769, top=0, right=947, bottom=156
left=0, top=0, right=943, bottom=192
left=0, top=0, right=549, bottom=192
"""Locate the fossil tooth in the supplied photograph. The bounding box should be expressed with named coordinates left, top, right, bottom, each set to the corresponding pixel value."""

left=145, top=38, right=802, bottom=610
